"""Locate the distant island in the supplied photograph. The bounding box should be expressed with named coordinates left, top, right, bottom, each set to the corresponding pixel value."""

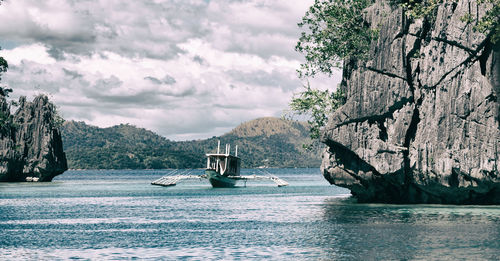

left=61, top=117, right=322, bottom=170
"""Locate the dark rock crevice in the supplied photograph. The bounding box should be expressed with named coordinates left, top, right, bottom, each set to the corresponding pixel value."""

left=478, top=39, right=493, bottom=76
left=365, top=66, right=406, bottom=80
left=429, top=36, right=492, bottom=89
left=377, top=119, right=388, bottom=142
left=402, top=100, right=421, bottom=186
left=400, top=9, right=427, bottom=191
left=431, top=37, right=476, bottom=54
left=334, top=97, right=414, bottom=128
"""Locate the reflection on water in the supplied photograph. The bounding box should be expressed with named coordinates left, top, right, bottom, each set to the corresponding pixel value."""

left=319, top=199, right=500, bottom=260
left=0, top=169, right=499, bottom=260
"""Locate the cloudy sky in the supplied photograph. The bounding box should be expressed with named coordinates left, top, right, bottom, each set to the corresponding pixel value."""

left=0, top=0, right=340, bottom=140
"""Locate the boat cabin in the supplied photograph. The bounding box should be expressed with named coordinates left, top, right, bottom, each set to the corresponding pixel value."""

left=206, top=142, right=241, bottom=176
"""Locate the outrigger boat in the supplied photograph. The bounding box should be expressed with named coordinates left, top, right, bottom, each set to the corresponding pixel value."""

left=151, top=141, right=288, bottom=188
left=205, top=142, right=241, bottom=187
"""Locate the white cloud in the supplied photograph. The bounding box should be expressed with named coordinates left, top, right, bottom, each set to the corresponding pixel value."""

left=1, top=44, right=56, bottom=65
left=0, top=0, right=342, bottom=140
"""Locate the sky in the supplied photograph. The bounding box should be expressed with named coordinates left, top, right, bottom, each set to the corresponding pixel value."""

left=0, top=0, right=341, bottom=140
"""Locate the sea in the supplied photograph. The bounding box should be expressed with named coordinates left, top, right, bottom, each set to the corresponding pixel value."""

left=0, top=168, right=499, bottom=260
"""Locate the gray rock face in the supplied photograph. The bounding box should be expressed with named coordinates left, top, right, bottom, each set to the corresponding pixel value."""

left=0, top=95, right=67, bottom=182
left=321, top=0, right=500, bottom=204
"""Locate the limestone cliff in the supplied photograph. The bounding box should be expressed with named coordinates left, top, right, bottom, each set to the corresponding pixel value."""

left=0, top=95, right=67, bottom=182
left=321, top=0, right=500, bottom=204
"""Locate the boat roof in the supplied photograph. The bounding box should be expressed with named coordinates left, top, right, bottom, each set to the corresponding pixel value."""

left=206, top=153, right=240, bottom=159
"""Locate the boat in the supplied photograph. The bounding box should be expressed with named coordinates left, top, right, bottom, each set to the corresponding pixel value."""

left=151, top=141, right=289, bottom=188
left=205, top=141, right=241, bottom=187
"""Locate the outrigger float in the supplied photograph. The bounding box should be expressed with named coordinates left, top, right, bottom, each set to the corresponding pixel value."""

left=151, top=141, right=288, bottom=188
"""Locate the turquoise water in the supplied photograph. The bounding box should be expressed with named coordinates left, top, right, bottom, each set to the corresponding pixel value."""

left=0, top=168, right=499, bottom=260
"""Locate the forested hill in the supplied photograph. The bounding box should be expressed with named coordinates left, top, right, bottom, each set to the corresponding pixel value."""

left=61, top=117, right=322, bottom=169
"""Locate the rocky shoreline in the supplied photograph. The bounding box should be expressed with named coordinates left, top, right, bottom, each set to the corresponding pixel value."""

left=321, top=0, right=500, bottom=204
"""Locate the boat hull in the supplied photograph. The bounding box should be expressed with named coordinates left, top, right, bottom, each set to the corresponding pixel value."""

left=205, top=170, right=238, bottom=188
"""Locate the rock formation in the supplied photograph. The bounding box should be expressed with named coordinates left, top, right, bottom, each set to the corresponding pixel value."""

left=0, top=95, right=67, bottom=182
left=321, top=0, right=500, bottom=204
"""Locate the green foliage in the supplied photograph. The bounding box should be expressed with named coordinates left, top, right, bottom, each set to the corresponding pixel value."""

left=289, top=85, right=346, bottom=140
left=0, top=30, right=11, bottom=132
left=0, top=48, right=10, bottom=97
left=50, top=104, right=65, bottom=128
left=61, top=118, right=322, bottom=170
left=476, top=0, right=500, bottom=43
left=293, top=0, right=366, bottom=139
left=400, top=0, right=443, bottom=19
left=0, top=56, right=7, bottom=80
left=296, top=0, right=378, bottom=78
left=401, top=0, right=499, bottom=43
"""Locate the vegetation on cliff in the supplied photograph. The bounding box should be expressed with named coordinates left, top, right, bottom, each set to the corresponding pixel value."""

left=291, top=0, right=499, bottom=141
left=61, top=117, right=322, bottom=170
left=402, top=0, right=499, bottom=43
left=295, top=0, right=377, bottom=78
left=0, top=49, right=11, bottom=133
left=0, top=54, right=7, bottom=87
left=292, top=0, right=374, bottom=139
left=289, top=86, right=346, bottom=140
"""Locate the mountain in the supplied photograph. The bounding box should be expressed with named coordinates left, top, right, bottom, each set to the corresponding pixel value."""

left=61, top=117, right=322, bottom=169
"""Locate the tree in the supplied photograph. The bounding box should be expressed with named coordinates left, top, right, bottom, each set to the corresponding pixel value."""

left=0, top=49, right=11, bottom=132
left=0, top=54, right=11, bottom=97
left=291, top=0, right=370, bottom=140
left=471, top=0, right=500, bottom=43
left=0, top=55, right=7, bottom=81
left=289, top=84, right=346, bottom=141
left=295, top=0, right=377, bottom=78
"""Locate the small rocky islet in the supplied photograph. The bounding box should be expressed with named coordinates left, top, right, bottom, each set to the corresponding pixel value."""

left=0, top=95, right=67, bottom=182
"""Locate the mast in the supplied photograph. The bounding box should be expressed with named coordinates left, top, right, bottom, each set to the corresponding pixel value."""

left=224, top=144, right=229, bottom=174
left=216, top=140, right=220, bottom=172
